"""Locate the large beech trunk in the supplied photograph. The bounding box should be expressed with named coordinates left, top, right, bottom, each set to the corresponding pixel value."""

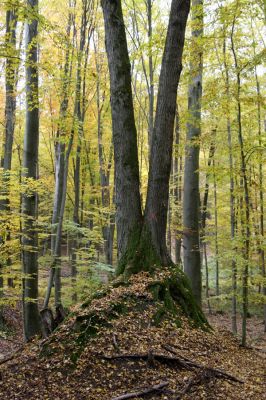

left=22, top=0, right=42, bottom=340
left=183, top=0, right=203, bottom=305
left=101, top=0, right=190, bottom=275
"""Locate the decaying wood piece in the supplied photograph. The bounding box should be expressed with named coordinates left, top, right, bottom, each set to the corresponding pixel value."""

left=40, top=308, right=56, bottom=337
left=111, top=381, right=169, bottom=400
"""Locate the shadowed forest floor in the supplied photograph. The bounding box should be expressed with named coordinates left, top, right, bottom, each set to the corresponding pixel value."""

left=0, top=273, right=265, bottom=399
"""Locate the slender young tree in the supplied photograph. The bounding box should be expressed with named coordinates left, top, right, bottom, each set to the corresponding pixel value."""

left=222, top=28, right=237, bottom=334
left=22, top=0, right=41, bottom=340
left=231, top=9, right=250, bottom=347
left=183, top=0, right=203, bottom=305
left=0, top=3, right=18, bottom=295
left=44, top=1, right=75, bottom=309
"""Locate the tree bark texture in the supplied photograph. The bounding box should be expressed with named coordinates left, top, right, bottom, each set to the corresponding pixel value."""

left=183, top=0, right=203, bottom=305
left=144, top=0, right=190, bottom=266
left=102, top=0, right=190, bottom=274
left=101, top=0, right=143, bottom=259
left=22, top=0, right=41, bottom=340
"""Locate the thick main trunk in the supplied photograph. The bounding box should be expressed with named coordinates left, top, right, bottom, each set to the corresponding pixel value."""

left=144, top=0, right=190, bottom=267
left=101, top=0, right=143, bottom=260
left=183, top=0, right=203, bottom=305
left=22, top=0, right=41, bottom=340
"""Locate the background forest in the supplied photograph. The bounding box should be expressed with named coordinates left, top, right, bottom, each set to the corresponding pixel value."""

left=0, top=0, right=265, bottom=347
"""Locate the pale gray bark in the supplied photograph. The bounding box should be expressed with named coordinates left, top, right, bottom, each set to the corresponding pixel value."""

left=22, top=0, right=41, bottom=340
left=44, top=2, right=75, bottom=309
left=71, top=0, right=93, bottom=302
left=172, top=107, right=182, bottom=265
left=213, top=159, right=219, bottom=297
left=147, top=0, right=154, bottom=150
left=200, top=136, right=216, bottom=309
left=254, top=66, right=265, bottom=332
left=183, top=0, right=203, bottom=305
left=231, top=13, right=250, bottom=347
left=0, top=7, right=18, bottom=296
left=222, top=33, right=237, bottom=335
left=94, top=32, right=114, bottom=266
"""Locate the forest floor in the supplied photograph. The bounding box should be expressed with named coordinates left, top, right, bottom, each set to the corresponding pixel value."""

left=0, top=273, right=265, bottom=400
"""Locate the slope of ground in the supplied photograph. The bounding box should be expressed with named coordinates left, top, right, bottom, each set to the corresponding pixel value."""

left=0, top=271, right=265, bottom=400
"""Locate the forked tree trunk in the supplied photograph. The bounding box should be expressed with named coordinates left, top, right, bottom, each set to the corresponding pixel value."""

left=183, top=0, right=203, bottom=305
left=101, top=0, right=207, bottom=329
left=102, top=0, right=190, bottom=272
left=22, top=0, right=42, bottom=340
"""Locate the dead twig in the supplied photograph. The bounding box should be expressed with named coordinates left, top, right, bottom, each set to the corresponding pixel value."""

left=0, top=347, right=23, bottom=366
left=111, top=381, right=169, bottom=400
left=176, top=369, right=213, bottom=399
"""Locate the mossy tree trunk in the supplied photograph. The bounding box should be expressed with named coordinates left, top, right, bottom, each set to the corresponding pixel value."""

left=101, top=0, right=191, bottom=278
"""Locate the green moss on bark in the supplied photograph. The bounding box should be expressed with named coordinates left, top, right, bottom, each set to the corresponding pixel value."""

left=116, top=224, right=161, bottom=278
left=148, top=267, right=209, bottom=330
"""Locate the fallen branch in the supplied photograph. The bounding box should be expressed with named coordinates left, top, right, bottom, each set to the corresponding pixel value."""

left=111, top=381, right=169, bottom=400
left=163, top=344, right=244, bottom=384
left=0, top=347, right=23, bottom=366
left=101, top=352, right=189, bottom=369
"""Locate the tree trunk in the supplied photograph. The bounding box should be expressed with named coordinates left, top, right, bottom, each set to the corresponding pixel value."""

left=44, top=1, right=75, bottom=309
left=102, top=0, right=207, bottom=328
left=102, top=0, right=190, bottom=272
left=0, top=6, right=18, bottom=296
left=22, top=0, right=41, bottom=340
left=94, top=31, right=114, bottom=266
left=213, top=160, right=219, bottom=297
left=70, top=0, right=90, bottom=304
left=147, top=0, right=154, bottom=151
left=231, top=12, right=250, bottom=347
left=183, top=0, right=203, bottom=305
left=173, top=107, right=182, bottom=265
left=223, top=32, right=237, bottom=335
left=144, top=0, right=190, bottom=265
left=101, top=0, right=143, bottom=261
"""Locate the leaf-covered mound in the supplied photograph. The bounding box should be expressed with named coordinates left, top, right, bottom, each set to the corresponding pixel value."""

left=0, top=271, right=265, bottom=399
